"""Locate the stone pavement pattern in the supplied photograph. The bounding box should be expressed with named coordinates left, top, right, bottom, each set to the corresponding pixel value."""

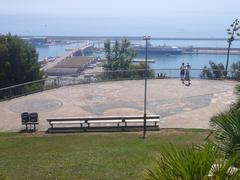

left=0, top=79, right=238, bottom=131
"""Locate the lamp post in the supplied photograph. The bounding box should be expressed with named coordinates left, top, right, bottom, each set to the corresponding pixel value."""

left=143, top=35, right=151, bottom=139
left=225, top=19, right=240, bottom=75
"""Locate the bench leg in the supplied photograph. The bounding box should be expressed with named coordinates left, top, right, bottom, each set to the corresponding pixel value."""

left=25, top=124, right=28, bottom=132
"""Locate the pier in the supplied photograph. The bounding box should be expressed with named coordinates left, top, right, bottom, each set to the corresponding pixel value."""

left=41, top=41, right=93, bottom=71
left=181, top=47, right=240, bottom=55
left=93, top=45, right=240, bottom=55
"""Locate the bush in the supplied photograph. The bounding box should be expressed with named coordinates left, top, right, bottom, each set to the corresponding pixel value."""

left=200, top=61, right=225, bottom=79
left=230, top=62, right=240, bottom=80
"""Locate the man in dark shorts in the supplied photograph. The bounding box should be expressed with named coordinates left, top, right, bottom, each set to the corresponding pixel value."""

left=185, top=63, right=191, bottom=86
left=180, top=63, right=185, bottom=84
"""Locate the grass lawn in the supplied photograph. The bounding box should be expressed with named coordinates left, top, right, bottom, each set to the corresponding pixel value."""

left=0, top=129, right=210, bottom=180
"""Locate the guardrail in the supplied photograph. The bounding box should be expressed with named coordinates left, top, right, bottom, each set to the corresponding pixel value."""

left=0, top=68, right=239, bottom=101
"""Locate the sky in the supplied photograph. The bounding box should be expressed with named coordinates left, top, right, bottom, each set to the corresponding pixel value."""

left=0, top=0, right=239, bottom=37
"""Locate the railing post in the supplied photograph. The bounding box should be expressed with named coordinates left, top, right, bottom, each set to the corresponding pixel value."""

left=9, top=87, right=12, bottom=98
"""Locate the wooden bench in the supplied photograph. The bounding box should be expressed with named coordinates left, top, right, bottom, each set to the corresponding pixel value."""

left=46, top=115, right=160, bottom=131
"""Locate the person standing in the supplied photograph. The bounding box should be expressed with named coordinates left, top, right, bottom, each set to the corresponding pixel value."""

left=180, top=63, right=185, bottom=84
left=185, top=63, right=191, bottom=86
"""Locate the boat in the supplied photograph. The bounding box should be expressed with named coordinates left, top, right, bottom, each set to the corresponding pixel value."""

left=133, top=43, right=182, bottom=55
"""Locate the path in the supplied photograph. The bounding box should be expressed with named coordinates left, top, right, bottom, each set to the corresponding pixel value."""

left=0, top=79, right=237, bottom=131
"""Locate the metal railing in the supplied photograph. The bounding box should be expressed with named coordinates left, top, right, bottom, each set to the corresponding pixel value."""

left=0, top=68, right=239, bottom=101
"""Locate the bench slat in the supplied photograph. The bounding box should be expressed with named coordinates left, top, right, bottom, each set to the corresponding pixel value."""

left=50, top=120, right=159, bottom=124
left=125, top=119, right=160, bottom=122
left=47, top=115, right=160, bottom=122
left=50, top=121, right=85, bottom=124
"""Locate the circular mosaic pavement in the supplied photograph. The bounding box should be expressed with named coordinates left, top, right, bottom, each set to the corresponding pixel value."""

left=10, top=99, right=62, bottom=113
left=98, top=84, right=123, bottom=90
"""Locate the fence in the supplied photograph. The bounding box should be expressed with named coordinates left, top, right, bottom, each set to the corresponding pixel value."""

left=0, top=68, right=239, bottom=101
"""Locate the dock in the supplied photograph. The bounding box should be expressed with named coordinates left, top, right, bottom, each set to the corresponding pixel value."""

left=41, top=42, right=93, bottom=71
left=181, top=47, right=240, bottom=55
left=93, top=43, right=240, bottom=55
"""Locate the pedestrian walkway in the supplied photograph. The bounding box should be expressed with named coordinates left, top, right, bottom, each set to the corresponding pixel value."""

left=0, top=79, right=237, bottom=131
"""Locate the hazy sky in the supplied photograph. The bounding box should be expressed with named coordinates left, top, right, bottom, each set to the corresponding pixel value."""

left=0, top=0, right=239, bottom=36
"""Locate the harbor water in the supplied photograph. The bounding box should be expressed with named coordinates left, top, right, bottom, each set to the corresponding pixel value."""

left=36, top=39, right=240, bottom=77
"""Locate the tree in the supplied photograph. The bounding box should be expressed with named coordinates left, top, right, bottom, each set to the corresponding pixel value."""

left=225, top=19, right=240, bottom=73
left=103, top=38, right=136, bottom=71
left=0, top=34, right=44, bottom=88
left=102, top=38, right=155, bottom=80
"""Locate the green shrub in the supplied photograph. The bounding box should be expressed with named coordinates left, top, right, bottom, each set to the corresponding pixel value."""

left=145, top=143, right=240, bottom=180
left=200, top=61, right=225, bottom=79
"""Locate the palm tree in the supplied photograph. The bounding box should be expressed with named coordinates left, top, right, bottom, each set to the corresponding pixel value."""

left=210, top=84, right=240, bottom=160
left=145, top=143, right=240, bottom=180
left=210, top=109, right=240, bottom=159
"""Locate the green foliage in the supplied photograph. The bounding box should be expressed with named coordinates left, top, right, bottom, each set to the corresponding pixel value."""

left=145, top=143, right=215, bottom=179
left=231, top=85, right=240, bottom=107
left=0, top=34, right=44, bottom=88
left=0, top=174, right=5, bottom=180
left=102, top=38, right=155, bottom=80
left=231, top=62, right=240, bottom=80
left=209, top=84, right=240, bottom=169
left=210, top=109, right=240, bottom=159
left=200, top=61, right=225, bottom=79
left=201, top=60, right=240, bottom=80
left=103, top=38, right=136, bottom=71
left=233, top=84, right=240, bottom=109
left=130, top=62, right=155, bottom=79
left=23, top=81, right=44, bottom=93
left=145, top=143, right=240, bottom=180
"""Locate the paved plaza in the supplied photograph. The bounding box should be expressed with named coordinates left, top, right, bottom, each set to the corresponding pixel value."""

left=0, top=79, right=238, bottom=131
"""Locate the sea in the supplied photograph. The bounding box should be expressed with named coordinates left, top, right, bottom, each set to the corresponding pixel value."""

left=36, top=39, right=240, bottom=75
